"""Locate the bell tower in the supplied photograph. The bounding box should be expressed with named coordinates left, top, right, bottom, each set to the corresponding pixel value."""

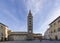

left=27, top=10, right=33, bottom=40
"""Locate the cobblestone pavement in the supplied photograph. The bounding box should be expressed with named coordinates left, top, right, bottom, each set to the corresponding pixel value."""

left=0, top=40, right=60, bottom=43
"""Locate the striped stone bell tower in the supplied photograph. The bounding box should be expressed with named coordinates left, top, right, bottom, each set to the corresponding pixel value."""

left=27, top=10, right=33, bottom=40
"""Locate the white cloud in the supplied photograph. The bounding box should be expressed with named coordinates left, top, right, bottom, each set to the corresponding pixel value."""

left=49, top=7, right=60, bottom=24
left=3, top=9, right=20, bottom=23
left=26, top=0, right=43, bottom=16
left=0, top=1, right=18, bottom=22
left=0, top=8, right=27, bottom=32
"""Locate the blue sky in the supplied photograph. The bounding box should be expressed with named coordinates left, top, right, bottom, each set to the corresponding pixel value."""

left=0, top=0, right=60, bottom=35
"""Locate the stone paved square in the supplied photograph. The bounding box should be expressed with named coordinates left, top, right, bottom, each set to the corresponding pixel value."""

left=0, top=40, right=60, bottom=43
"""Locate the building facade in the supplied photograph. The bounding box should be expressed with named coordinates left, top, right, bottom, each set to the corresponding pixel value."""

left=44, top=28, right=50, bottom=39
left=0, top=23, right=8, bottom=41
left=49, top=16, right=60, bottom=40
left=9, top=32, right=27, bottom=41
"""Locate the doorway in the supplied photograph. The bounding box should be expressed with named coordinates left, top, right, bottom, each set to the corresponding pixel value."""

left=55, top=36, right=58, bottom=40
